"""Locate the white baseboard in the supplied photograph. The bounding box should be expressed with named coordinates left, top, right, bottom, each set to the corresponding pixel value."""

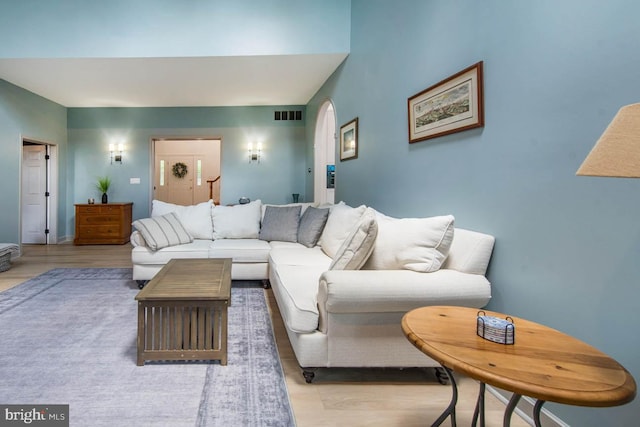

left=487, top=385, right=570, bottom=427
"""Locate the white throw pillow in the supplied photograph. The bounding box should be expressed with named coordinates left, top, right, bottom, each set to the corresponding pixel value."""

left=132, top=212, right=193, bottom=251
left=319, top=202, right=367, bottom=258
left=151, top=199, right=178, bottom=217
left=212, top=199, right=262, bottom=239
left=362, top=213, right=455, bottom=273
left=151, top=199, right=214, bottom=240
left=329, top=208, right=378, bottom=270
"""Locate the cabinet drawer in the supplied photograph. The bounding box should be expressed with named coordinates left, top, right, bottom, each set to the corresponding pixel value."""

left=76, top=225, right=122, bottom=238
left=77, top=214, right=120, bottom=225
left=77, top=205, right=123, bottom=215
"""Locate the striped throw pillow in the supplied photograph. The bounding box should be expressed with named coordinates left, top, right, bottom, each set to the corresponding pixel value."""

left=132, top=212, right=193, bottom=251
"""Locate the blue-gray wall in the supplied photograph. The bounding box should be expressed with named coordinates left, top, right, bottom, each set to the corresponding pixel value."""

left=0, top=0, right=350, bottom=57
left=2, top=1, right=639, bottom=424
left=307, top=1, right=639, bottom=425
left=0, top=0, right=350, bottom=242
left=0, top=80, right=68, bottom=243
left=67, top=107, right=307, bottom=232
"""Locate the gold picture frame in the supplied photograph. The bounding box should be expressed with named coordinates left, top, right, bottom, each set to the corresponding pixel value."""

left=340, top=117, right=359, bottom=161
left=408, top=61, right=484, bottom=143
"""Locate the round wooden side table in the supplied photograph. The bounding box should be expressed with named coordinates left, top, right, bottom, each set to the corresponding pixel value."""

left=402, top=306, right=636, bottom=427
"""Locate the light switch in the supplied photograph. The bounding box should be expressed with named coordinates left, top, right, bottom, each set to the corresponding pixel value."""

left=130, top=178, right=141, bottom=184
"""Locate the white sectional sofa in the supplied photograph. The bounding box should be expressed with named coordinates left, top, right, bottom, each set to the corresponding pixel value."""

left=131, top=199, right=495, bottom=382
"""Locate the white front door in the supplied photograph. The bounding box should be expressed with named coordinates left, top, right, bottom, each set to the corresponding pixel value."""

left=153, top=139, right=222, bottom=206
left=21, top=145, right=48, bottom=244
left=155, top=155, right=196, bottom=206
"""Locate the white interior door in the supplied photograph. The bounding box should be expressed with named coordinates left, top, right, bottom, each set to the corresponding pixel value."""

left=22, top=145, right=48, bottom=244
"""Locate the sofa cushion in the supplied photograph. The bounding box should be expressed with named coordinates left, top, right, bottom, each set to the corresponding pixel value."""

left=132, top=239, right=212, bottom=264
left=319, top=202, right=367, bottom=258
left=132, top=213, right=193, bottom=251
left=269, top=246, right=332, bottom=333
left=269, top=246, right=332, bottom=268
left=269, top=241, right=307, bottom=250
left=259, top=205, right=301, bottom=242
left=297, top=206, right=330, bottom=248
left=208, top=238, right=271, bottom=263
left=271, top=264, right=328, bottom=333
left=212, top=199, right=262, bottom=239
left=441, top=228, right=496, bottom=275
left=152, top=199, right=214, bottom=240
left=329, top=208, right=378, bottom=270
left=363, top=213, right=455, bottom=273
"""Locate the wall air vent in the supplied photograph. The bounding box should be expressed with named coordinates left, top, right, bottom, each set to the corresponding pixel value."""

left=274, top=110, right=303, bottom=121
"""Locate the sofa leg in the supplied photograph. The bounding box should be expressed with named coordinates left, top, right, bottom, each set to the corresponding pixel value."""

left=136, top=280, right=147, bottom=289
left=302, top=369, right=316, bottom=384
left=262, top=279, right=271, bottom=289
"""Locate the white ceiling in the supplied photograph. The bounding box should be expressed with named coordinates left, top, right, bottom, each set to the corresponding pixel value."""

left=0, top=54, right=347, bottom=108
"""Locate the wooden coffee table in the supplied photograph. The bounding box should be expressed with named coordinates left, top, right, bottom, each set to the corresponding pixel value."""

left=402, top=306, right=636, bottom=427
left=135, top=258, right=232, bottom=366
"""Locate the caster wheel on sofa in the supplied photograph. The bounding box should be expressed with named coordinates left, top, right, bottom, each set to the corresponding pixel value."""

left=302, top=369, right=316, bottom=384
left=136, top=280, right=147, bottom=289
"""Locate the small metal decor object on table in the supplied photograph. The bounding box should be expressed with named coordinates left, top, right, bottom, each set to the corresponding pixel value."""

left=477, top=310, right=515, bottom=344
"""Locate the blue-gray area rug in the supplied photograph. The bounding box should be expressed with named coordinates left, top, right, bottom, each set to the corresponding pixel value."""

left=0, top=268, right=295, bottom=426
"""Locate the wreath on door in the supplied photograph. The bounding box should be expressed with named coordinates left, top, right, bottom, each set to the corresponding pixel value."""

left=172, top=162, right=188, bottom=179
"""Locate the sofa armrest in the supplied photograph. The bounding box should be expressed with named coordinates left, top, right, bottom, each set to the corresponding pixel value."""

left=316, top=269, right=491, bottom=333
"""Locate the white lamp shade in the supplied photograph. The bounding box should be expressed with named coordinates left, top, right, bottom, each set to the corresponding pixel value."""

left=577, top=103, right=640, bottom=178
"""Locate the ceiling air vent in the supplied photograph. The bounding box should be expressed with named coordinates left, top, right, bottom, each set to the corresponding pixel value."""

left=274, top=110, right=303, bottom=121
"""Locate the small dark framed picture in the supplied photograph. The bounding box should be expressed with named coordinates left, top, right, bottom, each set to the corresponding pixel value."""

left=340, top=118, right=358, bottom=161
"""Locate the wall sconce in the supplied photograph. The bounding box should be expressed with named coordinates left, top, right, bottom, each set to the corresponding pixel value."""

left=248, top=142, right=262, bottom=163
left=109, top=142, right=124, bottom=164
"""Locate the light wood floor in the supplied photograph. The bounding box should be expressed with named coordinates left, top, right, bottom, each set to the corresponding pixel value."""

left=1, top=243, right=529, bottom=427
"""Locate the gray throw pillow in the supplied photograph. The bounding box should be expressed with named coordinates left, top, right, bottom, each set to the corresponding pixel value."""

left=297, top=206, right=330, bottom=248
left=259, top=205, right=302, bottom=242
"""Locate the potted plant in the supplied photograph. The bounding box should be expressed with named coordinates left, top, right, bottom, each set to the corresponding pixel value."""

left=96, top=176, right=112, bottom=204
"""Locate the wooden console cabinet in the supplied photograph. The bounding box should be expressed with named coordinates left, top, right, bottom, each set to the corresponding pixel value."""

left=74, top=202, right=133, bottom=245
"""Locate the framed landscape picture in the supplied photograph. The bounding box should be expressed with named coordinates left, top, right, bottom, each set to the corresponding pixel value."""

left=340, top=117, right=358, bottom=161
left=408, top=61, right=484, bottom=143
